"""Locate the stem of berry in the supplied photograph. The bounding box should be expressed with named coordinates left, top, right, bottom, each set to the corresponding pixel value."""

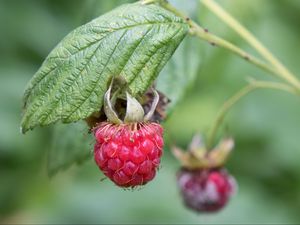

left=206, top=80, right=298, bottom=150
left=154, top=0, right=300, bottom=92
left=141, top=0, right=300, bottom=149
left=189, top=24, right=279, bottom=79
left=200, top=0, right=300, bottom=90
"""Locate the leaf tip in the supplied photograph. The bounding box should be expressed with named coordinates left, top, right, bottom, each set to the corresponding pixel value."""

left=20, top=126, right=25, bottom=134
left=20, top=117, right=32, bottom=134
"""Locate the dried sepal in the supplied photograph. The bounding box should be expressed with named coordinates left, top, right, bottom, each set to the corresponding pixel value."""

left=172, top=134, right=234, bottom=170
left=144, top=88, right=160, bottom=121
left=124, top=92, right=145, bottom=123
left=104, top=83, right=123, bottom=124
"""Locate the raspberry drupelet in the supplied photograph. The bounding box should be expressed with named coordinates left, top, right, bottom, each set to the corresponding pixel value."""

left=172, top=135, right=237, bottom=213
left=93, top=84, right=164, bottom=188
left=94, top=122, right=164, bottom=187
left=177, top=168, right=236, bottom=213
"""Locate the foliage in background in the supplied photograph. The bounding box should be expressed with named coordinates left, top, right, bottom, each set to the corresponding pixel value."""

left=1, top=0, right=300, bottom=223
left=21, top=2, right=189, bottom=132
left=48, top=122, right=93, bottom=177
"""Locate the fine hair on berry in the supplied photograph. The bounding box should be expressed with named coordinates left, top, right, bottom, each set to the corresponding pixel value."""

left=177, top=168, right=236, bottom=213
left=94, top=122, right=164, bottom=188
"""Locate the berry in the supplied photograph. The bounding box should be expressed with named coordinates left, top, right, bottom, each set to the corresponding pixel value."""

left=94, top=122, right=164, bottom=188
left=177, top=168, right=236, bottom=213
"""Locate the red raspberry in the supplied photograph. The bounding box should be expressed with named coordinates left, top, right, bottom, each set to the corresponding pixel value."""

left=177, top=168, right=236, bottom=213
left=94, top=122, right=164, bottom=188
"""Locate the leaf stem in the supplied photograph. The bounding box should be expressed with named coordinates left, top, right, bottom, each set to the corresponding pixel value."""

left=188, top=22, right=279, bottom=79
left=158, top=0, right=300, bottom=91
left=200, top=0, right=300, bottom=90
left=206, top=80, right=298, bottom=149
left=145, top=0, right=300, bottom=150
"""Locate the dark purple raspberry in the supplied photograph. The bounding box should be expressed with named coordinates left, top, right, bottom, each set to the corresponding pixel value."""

left=177, top=168, right=236, bottom=213
left=94, top=122, right=164, bottom=188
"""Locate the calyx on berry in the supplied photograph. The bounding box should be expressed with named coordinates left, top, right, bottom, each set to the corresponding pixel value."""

left=172, top=134, right=234, bottom=170
left=172, top=135, right=236, bottom=213
left=177, top=167, right=237, bottom=213
left=103, top=81, right=160, bottom=124
left=93, top=82, right=164, bottom=188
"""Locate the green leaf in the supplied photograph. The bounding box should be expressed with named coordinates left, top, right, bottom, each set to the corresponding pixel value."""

left=156, top=36, right=203, bottom=114
left=21, top=2, right=189, bottom=133
left=47, top=121, right=93, bottom=176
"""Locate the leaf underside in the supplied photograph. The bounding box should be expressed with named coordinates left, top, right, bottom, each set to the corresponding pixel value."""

left=48, top=121, right=93, bottom=177
left=21, top=2, right=189, bottom=133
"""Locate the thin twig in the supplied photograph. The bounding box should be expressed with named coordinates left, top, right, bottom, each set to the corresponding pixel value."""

left=206, top=80, right=298, bottom=149
left=158, top=0, right=300, bottom=91
left=200, top=0, right=300, bottom=90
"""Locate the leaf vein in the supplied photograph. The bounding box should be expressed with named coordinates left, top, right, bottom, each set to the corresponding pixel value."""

left=65, top=30, right=129, bottom=120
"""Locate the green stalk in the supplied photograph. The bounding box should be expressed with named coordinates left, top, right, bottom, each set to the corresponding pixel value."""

left=200, top=0, right=300, bottom=90
left=188, top=21, right=279, bottom=79
left=155, top=0, right=300, bottom=91
left=206, top=81, right=298, bottom=149
left=141, top=0, right=300, bottom=148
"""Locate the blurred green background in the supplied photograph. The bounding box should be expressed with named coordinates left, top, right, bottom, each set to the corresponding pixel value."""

left=1, top=0, right=300, bottom=224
